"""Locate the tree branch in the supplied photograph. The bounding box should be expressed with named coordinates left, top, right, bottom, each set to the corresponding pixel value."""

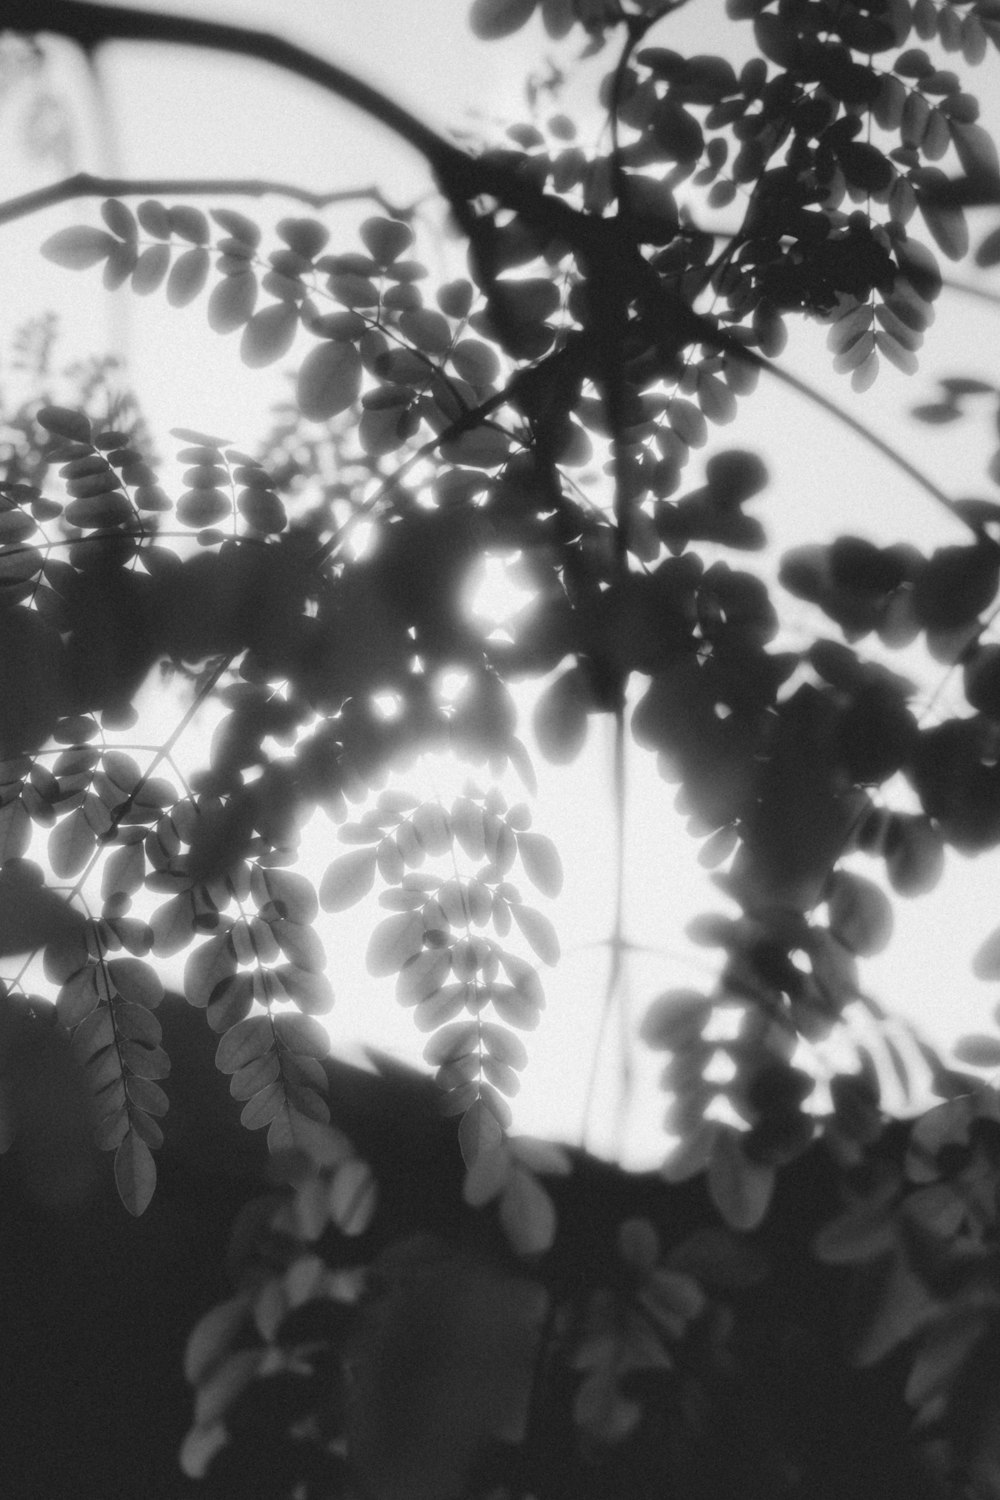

left=9, top=1, right=468, bottom=178
left=0, top=173, right=418, bottom=230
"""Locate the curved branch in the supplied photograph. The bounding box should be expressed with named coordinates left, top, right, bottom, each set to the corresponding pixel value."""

left=0, top=173, right=417, bottom=230
left=10, top=1, right=467, bottom=177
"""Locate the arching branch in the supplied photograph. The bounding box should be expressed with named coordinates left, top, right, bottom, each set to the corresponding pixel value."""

left=0, top=173, right=417, bottom=230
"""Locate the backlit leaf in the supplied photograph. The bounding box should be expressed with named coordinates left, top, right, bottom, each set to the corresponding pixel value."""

left=166, top=247, right=211, bottom=307
left=328, top=1158, right=377, bottom=1234
left=515, top=830, right=563, bottom=897
left=215, top=1014, right=273, bottom=1073
left=297, top=340, right=362, bottom=420
left=229, top=1050, right=280, bottom=1100
left=366, top=911, right=424, bottom=977
left=319, top=847, right=377, bottom=912
left=274, top=964, right=335, bottom=1013
left=951, top=1032, right=1000, bottom=1067
left=271, top=1011, right=331, bottom=1059
left=41, top=226, right=117, bottom=269
left=48, top=807, right=96, bottom=879
left=184, top=930, right=237, bottom=1008
left=469, top=0, right=536, bottom=39
left=458, top=1095, right=504, bottom=1167
left=240, top=302, right=299, bottom=368
left=499, top=1166, right=557, bottom=1254
left=206, top=973, right=255, bottom=1033
left=707, top=1129, right=774, bottom=1230
left=108, top=957, right=164, bottom=1008
left=510, top=903, right=559, bottom=964
left=240, top=1080, right=284, bottom=1130
left=114, top=1129, right=156, bottom=1216
left=207, top=271, right=258, bottom=332
left=827, top=871, right=893, bottom=956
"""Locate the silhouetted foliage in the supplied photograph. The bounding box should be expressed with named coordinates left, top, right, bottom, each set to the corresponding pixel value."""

left=3, top=0, right=1000, bottom=1495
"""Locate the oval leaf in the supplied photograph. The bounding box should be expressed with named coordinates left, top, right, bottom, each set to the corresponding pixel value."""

left=114, top=1129, right=157, bottom=1216
left=320, top=847, right=378, bottom=912
left=297, top=340, right=362, bottom=421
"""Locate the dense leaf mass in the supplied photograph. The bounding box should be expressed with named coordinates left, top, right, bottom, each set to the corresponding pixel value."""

left=3, top=0, right=1000, bottom=1494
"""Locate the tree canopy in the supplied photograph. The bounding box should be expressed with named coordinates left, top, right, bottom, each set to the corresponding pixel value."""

left=3, top=1, right=1000, bottom=1496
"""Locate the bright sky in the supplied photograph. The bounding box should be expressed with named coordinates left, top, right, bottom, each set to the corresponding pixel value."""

left=4, top=0, right=1000, bottom=1163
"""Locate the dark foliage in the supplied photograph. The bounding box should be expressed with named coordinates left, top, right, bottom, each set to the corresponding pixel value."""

left=3, top=0, right=1000, bottom=1495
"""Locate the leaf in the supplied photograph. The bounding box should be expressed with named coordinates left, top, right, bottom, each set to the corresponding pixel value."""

left=976, top=225, right=1000, bottom=268
left=515, top=830, right=563, bottom=897
left=240, top=1080, right=284, bottom=1130
left=239, top=302, right=299, bottom=367
left=707, top=1129, right=774, bottom=1230
left=424, top=1019, right=478, bottom=1065
left=113, top=999, right=162, bottom=1045
left=205, top=970, right=256, bottom=1034
left=510, top=904, right=559, bottom=964
left=101, top=841, right=146, bottom=902
left=229, top=1050, right=280, bottom=1100
left=450, top=338, right=500, bottom=386
left=813, top=1199, right=897, bottom=1264
left=886, top=816, right=944, bottom=896
left=184, top=930, right=238, bottom=1007
left=320, top=846, right=379, bottom=912
left=271, top=1011, right=331, bottom=1059
left=837, top=142, right=894, bottom=194
left=852, top=1257, right=936, bottom=1367
left=915, top=187, right=969, bottom=260
left=469, top=0, right=536, bottom=38
left=207, top=271, right=258, bottom=332
left=74, top=1003, right=115, bottom=1061
left=972, top=923, right=1000, bottom=979
left=120, top=1040, right=169, bottom=1079
left=328, top=1158, right=377, bottom=1235
left=458, top=1095, right=504, bottom=1167
left=826, top=871, right=893, bottom=956
left=184, top=1295, right=252, bottom=1386
left=57, top=965, right=102, bottom=1027
left=297, top=340, right=362, bottom=420
left=107, top=956, right=164, bottom=1008
left=533, top=667, right=590, bottom=764
left=913, top=542, right=1000, bottom=628
left=396, top=947, right=451, bottom=1006
left=274, top=963, right=335, bottom=1014
left=269, top=918, right=327, bottom=972
left=125, top=1075, right=169, bottom=1116
left=150, top=890, right=198, bottom=957
left=215, top=1014, right=273, bottom=1073
left=365, top=911, right=424, bottom=977
left=166, top=247, right=211, bottom=307
left=114, top=1130, right=157, bottom=1216
left=48, top=806, right=97, bottom=879
left=950, top=120, right=1000, bottom=182
left=951, top=1032, right=1000, bottom=1067
left=479, top=1021, right=529, bottom=1070
left=358, top=215, right=412, bottom=265
left=41, top=226, right=117, bottom=269
left=0, top=798, right=31, bottom=862
left=499, top=1166, right=557, bottom=1255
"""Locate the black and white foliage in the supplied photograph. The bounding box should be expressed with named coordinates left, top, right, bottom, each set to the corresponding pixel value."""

left=4, top=0, right=1000, bottom=1495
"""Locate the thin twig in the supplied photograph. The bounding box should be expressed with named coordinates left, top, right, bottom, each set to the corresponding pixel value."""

left=0, top=173, right=416, bottom=229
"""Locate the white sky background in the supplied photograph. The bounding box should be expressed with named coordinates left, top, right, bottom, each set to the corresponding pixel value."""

left=4, top=0, right=1000, bottom=1163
